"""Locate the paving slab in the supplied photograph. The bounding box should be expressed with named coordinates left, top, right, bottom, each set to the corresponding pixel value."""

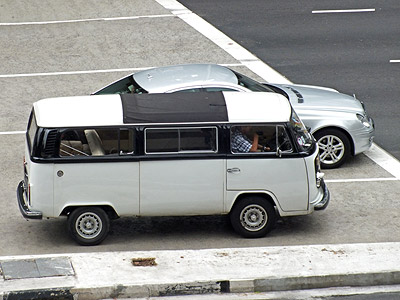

left=0, top=257, right=74, bottom=280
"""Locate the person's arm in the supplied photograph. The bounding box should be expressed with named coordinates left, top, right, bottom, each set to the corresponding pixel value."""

left=249, top=133, right=259, bottom=152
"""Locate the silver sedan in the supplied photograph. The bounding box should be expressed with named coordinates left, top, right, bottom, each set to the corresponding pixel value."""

left=93, top=64, right=375, bottom=168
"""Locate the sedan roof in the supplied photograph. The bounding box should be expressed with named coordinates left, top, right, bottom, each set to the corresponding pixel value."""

left=133, top=64, right=239, bottom=92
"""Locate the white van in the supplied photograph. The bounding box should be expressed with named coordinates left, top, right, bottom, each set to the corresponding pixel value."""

left=17, top=92, right=329, bottom=245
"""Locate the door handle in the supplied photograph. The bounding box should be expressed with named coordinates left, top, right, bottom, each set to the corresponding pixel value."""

left=227, top=167, right=241, bottom=174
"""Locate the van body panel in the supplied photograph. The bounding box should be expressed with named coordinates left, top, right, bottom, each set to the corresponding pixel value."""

left=139, top=159, right=225, bottom=216
left=226, top=157, right=308, bottom=211
left=304, top=150, right=320, bottom=206
left=53, top=162, right=139, bottom=216
left=29, top=161, right=54, bottom=217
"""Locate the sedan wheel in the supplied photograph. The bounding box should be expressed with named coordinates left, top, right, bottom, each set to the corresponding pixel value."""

left=314, top=129, right=351, bottom=169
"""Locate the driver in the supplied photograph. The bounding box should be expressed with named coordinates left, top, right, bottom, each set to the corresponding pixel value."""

left=231, top=126, right=269, bottom=153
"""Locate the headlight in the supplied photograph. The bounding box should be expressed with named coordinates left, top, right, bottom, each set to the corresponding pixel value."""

left=357, top=113, right=371, bottom=128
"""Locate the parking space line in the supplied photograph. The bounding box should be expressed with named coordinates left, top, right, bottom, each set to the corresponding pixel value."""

left=390, top=60, right=400, bottom=63
left=312, top=9, right=375, bottom=14
left=0, top=131, right=25, bottom=135
left=0, top=64, right=243, bottom=78
left=0, top=15, right=174, bottom=26
left=156, top=0, right=291, bottom=85
left=364, top=144, right=400, bottom=179
left=326, top=178, right=399, bottom=183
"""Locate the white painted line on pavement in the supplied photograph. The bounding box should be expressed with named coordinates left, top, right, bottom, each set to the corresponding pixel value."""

left=0, top=15, right=174, bottom=26
left=326, top=178, right=399, bottom=183
left=364, top=143, right=400, bottom=179
left=312, top=8, right=375, bottom=14
left=156, top=0, right=291, bottom=85
left=0, top=63, right=243, bottom=78
left=390, top=60, right=400, bottom=63
left=0, top=131, right=25, bottom=135
left=0, top=68, right=147, bottom=78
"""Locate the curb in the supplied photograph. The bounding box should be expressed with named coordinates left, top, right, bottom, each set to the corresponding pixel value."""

left=3, top=271, right=400, bottom=300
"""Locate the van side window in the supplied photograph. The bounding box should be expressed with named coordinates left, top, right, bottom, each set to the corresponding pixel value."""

left=59, top=128, right=134, bottom=157
left=230, top=125, right=293, bottom=153
left=145, top=127, right=217, bottom=154
left=27, top=110, right=38, bottom=155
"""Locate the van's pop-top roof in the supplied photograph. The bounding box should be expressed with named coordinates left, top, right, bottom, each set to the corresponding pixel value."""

left=33, top=92, right=292, bottom=128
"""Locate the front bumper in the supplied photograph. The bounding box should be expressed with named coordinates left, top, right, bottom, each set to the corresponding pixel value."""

left=17, top=180, right=42, bottom=219
left=353, top=116, right=375, bottom=155
left=314, top=180, right=330, bottom=210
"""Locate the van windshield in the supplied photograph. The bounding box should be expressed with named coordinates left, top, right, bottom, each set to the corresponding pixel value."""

left=290, top=110, right=313, bottom=152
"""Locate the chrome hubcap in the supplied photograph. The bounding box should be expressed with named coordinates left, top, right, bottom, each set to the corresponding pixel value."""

left=240, top=204, right=267, bottom=232
left=76, top=212, right=102, bottom=239
left=318, top=135, right=345, bottom=165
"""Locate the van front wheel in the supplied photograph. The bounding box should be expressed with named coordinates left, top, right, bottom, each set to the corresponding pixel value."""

left=68, top=207, right=110, bottom=246
left=230, top=197, right=276, bottom=238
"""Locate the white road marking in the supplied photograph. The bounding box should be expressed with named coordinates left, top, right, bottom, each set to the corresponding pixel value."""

left=312, top=8, right=375, bottom=14
left=390, top=60, right=400, bottom=63
left=0, top=131, right=25, bottom=135
left=364, top=143, right=400, bottom=179
left=0, top=63, right=243, bottom=78
left=0, top=15, right=174, bottom=26
left=156, top=0, right=291, bottom=85
left=326, top=178, right=399, bottom=183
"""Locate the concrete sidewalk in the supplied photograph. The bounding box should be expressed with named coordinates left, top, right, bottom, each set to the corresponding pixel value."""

left=1, top=242, right=399, bottom=299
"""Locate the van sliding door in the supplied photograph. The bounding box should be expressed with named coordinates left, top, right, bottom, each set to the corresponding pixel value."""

left=140, top=127, right=224, bottom=216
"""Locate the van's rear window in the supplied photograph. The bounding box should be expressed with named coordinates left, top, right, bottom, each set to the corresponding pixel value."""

left=27, top=110, right=38, bottom=155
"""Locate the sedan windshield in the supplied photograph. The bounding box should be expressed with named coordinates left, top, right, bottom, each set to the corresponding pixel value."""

left=94, top=76, right=147, bottom=95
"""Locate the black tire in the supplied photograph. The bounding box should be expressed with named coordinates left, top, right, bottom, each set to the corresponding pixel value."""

left=314, top=129, right=351, bottom=169
left=230, top=196, right=276, bottom=238
left=68, top=207, right=110, bottom=246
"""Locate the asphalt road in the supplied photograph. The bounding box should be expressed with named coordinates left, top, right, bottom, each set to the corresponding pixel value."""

left=0, top=0, right=399, bottom=257
left=178, top=0, right=400, bottom=160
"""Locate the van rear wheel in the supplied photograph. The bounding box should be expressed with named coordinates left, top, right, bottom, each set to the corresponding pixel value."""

left=230, top=196, right=276, bottom=238
left=68, top=207, right=110, bottom=246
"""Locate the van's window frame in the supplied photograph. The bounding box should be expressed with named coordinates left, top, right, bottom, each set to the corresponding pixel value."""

left=144, top=126, right=218, bottom=155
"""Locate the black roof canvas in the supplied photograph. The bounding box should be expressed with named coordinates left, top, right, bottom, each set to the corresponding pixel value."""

left=121, top=92, right=228, bottom=124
